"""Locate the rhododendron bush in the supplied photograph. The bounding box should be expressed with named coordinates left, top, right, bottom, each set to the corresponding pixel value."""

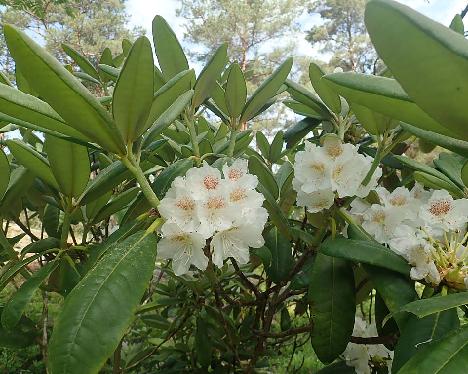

left=0, top=0, right=467, bottom=372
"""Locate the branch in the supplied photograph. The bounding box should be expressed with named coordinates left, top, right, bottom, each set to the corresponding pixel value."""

left=461, top=2, right=468, bottom=18
left=350, top=335, right=397, bottom=345
left=255, top=322, right=314, bottom=339
left=230, top=258, right=262, bottom=299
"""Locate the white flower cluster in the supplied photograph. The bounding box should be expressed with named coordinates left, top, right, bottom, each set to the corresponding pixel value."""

left=343, top=317, right=393, bottom=374
left=157, top=160, right=268, bottom=276
left=352, top=186, right=468, bottom=289
left=293, top=136, right=382, bottom=213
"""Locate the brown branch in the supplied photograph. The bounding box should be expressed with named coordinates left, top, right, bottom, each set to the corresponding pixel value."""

left=350, top=335, right=397, bottom=345
left=255, top=322, right=314, bottom=339
left=230, top=258, right=262, bottom=299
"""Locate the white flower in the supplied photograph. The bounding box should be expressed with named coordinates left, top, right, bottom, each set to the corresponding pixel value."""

left=211, top=223, right=265, bottom=268
left=197, top=193, right=236, bottom=238
left=157, top=223, right=208, bottom=276
left=407, top=244, right=441, bottom=285
left=361, top=204, right=403, bottom=244
left=296, top=189, right=335, bottom=213
left=158, top=176, right=199, bottom=232
left=419, top=190, right=468, bottom=232
left=185, top=161, right=225, bottom=199
left=222, top=159, right=258, bottom=189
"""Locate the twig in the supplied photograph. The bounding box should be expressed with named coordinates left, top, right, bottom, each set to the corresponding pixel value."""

left=350, top=335, right=396, bottom=345
left=230, top=258, right=262, bottom=299
left=254, top=322, right=314, bottom=339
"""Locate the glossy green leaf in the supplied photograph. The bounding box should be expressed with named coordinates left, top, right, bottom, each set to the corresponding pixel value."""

left=248, top=155, right=279, bottom=200
left=113, top=36, right=154, bottom=142
left=352, top=102, right=397, bottom=135
left=4, top=24, right=125, bottom=154
left=433, top=153, right=465, bottom=189
left=45, top=135, right=90, bottom=198
left=0, top=252, right=46, bottom=292
left=269, top=130, right=284, bottom=163
left=309, top=62, right=341, bottom=113
left=152, top=159, right=193, bottom=199
left=240, top=58, right=293, bottom=123
left=0, top=148, right=10, bottom=201
left=0, top=312, right=36, bottom=348
left=308, top=253, right=355, bottom=363
left=92, top=187, right=139, bottom=223
left=321, top=238, right=411, bottom=275
left=62, top=44, right=99, bottom=79
left=283, top=99, right=324, bottom=119
left=145, top=69, right=194, bottom=129
left=323, top=72, right=454, bottom=136
left=225, top=62, right=247, bottom=118
left=397, top=325, right=468, bottom=374
left=43, top=203, right=60, bottom=238
left=366, top=0, right=468, bottom=140
left=2, top=261, right=59, bottom=329
left=414, top=171, right=464, bottom=198
left=393, top=309, right=459, bottom=372
left=0, top=167, right=34, bottom=218
left=152, top=15, right=189, bottom=80
left=449, top=14, right=464, bottom=35
left=7, top=139, right=59, bottom=190
left=195, top=317, right=212, bottom=367
left=48, top=232, right=157, bottom=374
left=192, top=44, right=227, bottom=108
left=255, top=131, right=270, bottom=160
left=284, top=117, right=321, bottom=148
left=462, top=160, right=468, bottom=187
left=0, top=84, right=89, bottom=141
left=394, top=155, right=455, bottom=184
left=265, top=227, right=293, bottom=282
left=285, top=79, right=331, bottom=119
left=399, top=292, right=468, bottom=318
left=400, top=123, right=468, bottom=158
left=98, top=64, right=119, bottom=81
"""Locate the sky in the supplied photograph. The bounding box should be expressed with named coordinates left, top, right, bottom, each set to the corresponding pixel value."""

left=126, top=0, right=467, bottom=65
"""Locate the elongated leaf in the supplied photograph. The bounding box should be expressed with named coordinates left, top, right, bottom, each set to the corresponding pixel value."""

left=62, top=44, right=99, bottom=79
left=0, top=312, right=36, bottom=348
left=462, top=160, right=468, bottom=187
left=265, top=227, right=292, bottom=282
left=433, top=153, right=465, bottom=189
left=399, top=292, right=468, bottom=318
left=240, top=58, right=293, bottom=123
left=309, top=62, right=341, bottom=113
left=0, top=253, right=46, bottom=291
left=393, top=309, right=459, bottom=372
left=284, top=117, right=321, bottom=148
left=152, top=159, right=193, bottom=199
left=152, top=15, right=189, bottom=80
left=414, top=171, right=464, bottom=198
left=48, top=232, right=157, bottom=374
left=283, top=99, right=324, bottom=119
left=308, top=253, right=355, bottom=363
left=366, top=0, right=468, bottom=140
left=7, top=139, right=59, bottom=190
left=0, top=166, right=34, bottom=218
left=144, top=69, right=194, bottom=130
left=92, top=187, right=139, bottom=223
left=0, top=84, right=88, bottom=141
left=352, top=102, right=396, bottom=135
left=248, top=155, right=279, bottom=200
left=4, top=25, right=125, bottom=154
left=450, top=14, right=464, bottom=34
left=0, top=148, right=10, bottom=201
left=192, top=44, right=227, bottom=108
left=269, top=131, right=284, bottom=163
left=323, top=72, right=454, bottom=136
left=285, top=79, right=331, bottom=119
left=113, top=36, right=154, bottom=142
left=225, top=62, right=247, bottom=118
left=98, top=64, right=119, bottom=81
left=2, top=261, right=59, bottom=329
left=45, top=135, right=90, bottom=198
left=400, top=123, right=468, bottom=158
left=321, top=238, right=410, bottom=275
left=398, top=325, right=468, bottom=374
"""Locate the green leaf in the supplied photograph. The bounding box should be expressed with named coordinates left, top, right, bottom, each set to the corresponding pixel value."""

left=48, top=232, right=157, bottom=374
left=0, top=84, right=89, bottom=141
left=285, top=79, right=331, bottom=119
left=144, top=69, right=194, bottom=130
left=192, top=44, right=227, bottom=108
left=321, top=238, right=411, bottom=275
left=462, top=160, right=468, bottom=187
left=394, top=155, right=457, bottom=185
left=265, top=227, right=293, bottom=282
left=2, top=261, right=59, bottom=329
left=414, top=171, right=464, bottom=198
left=152, top=159, right=193, bottom=199
left=316, top=361, right=356, bottom=373
left=225, top=62, right=247, bottom=119
left=0, top=167, right=34, bottom=219
left=6, top=139, right=59, bottom=190
left=92, top=187, right=139, bottom=223
left=248, top=155, right=279, bottom=200
left=258, top=183, right=291, bottom=239
left=98, top=64, right=119, bottom=81
left=255, top=131, right=270, bottom=160
left=352, top=102, right=397, bottom=135
left=4, top=24, right=125, bottom=154
left=433, top=153, right=465, bottom=189
left=195, top=317, right=212, bottom=367
left=113, top=36, right=154, bottom=142
left=62, top=44, right=99, bottom=80
left=284, top=117, right=321, bottom=148
left=43, top=204, right=60, bottom=238
left=399, top=292, right=468, bottom=318
left=397, top=325, right=468, bottom=374
left=449, top=14, right=464, bottom=35
left=400, top=123, right=468, bottom=158
left=0, top=312, right=36, bottom=348
left=309, top=62, right=341, bottom=113
left=269, top=131, right=284, bottom=163
left=240, top=58, right=293, bottom=123
left=0, top=148, right=10, bottom=201
left=392, top=309, right=459, bottom=372
left=0, top=253, right=46, bottom=292
left=45, top=135, right=90, bottom=198
left=323, top=72, right=453, bottom=136
left=152, top=15, right=189, bottom=80
left=283, top=99, right=324, bottom=119
left=308, top=253, right=355, bottom=363
left=365, top=0, right=468, bottom=141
